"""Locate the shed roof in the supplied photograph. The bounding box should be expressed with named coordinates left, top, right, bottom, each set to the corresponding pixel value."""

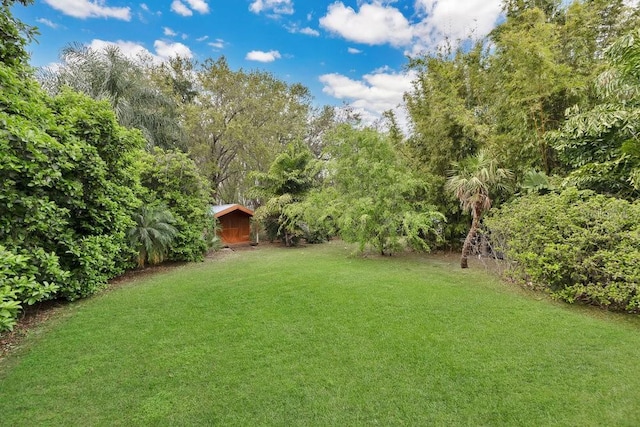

left=210, top=204, right=254, bottom=218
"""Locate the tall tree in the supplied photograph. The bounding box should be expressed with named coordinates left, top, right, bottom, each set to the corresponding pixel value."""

left=550, top=29, right=640, bottom=198
left=487, top=7, right=573, bottom=174
left=250, top=142, right=321, bottom=246
left=179, top=57, right=312, bottom=202
left=324, top=126, right=443, bottom=255
left=445, top=151, right=513, bottom=268
left=38, top=44, right=183, bottom=149
left=405, top=43, right=489, bottom=245
left=1, top=0, right=36, bottom=68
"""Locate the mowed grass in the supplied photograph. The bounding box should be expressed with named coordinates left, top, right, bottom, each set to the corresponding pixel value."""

left=2, top=243, right=640, bottom=426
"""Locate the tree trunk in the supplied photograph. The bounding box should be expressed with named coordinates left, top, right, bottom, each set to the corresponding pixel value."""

left=460, top=208, right=481, bottom=269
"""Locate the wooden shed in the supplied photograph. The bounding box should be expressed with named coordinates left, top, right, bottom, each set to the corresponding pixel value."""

left=211, top=204, right=254, bottom=244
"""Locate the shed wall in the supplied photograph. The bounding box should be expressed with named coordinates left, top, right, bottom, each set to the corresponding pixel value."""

left=218, top=211, right=252, bottom=243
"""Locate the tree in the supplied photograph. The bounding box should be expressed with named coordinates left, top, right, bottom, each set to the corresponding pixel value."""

left=550, top=29, right=640, bottom=198
left=0, top=0, right=36, bottom=69
left=250, top=142, right=321, bottom=246
left=445, top=150, right=513, bottom=268
left=404, top=44, right=489, bottom=246
left=324, top=126, right=444, bottom=255
left=487, top=7, right=573, bottom=174
left=38, top=44, right=183, bottom=149
left=178, top=57, right=312, bottom=202
left=128, top=205, right=178, bottom=267
left=138, top=148, right=216, bottom=261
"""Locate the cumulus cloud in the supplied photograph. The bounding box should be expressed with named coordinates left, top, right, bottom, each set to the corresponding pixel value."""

left=43, top=0, right=131, bottom=20
left=319, top=2, right=413, bottom=47
left=319, top=69, right=416, bottom=126
left=184, top=0, right=209, bottom=13
left=411, top=0, right=502, bottom=54
left=245, top=50, right=282, bottom=62
left=154, top=40, right=193, bottom=59
left=249, top=0, right=294, bottom=15
left=36, top=18, right=58, bottom=29
left=171, top=0, right=209, bottom=16
left=319, top=1, right=503, bottom=55
left=171, top=0, right=193, bottom=16
left=86, top=39, right=193, bottom=64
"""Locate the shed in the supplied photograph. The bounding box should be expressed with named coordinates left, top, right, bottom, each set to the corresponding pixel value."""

left=211, top=204, right=254, bottom=244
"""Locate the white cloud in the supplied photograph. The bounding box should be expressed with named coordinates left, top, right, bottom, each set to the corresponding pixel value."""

left=85, top=39, right=193, bottom=65
left=140, top=4, right=149, bottom=12
left=249, top=0, right=294, bottom=15
left=319, top=2, right=413, bottom=47
left=208, top=39, right=225, bottom=49
left=348, top=47, right=362, bottom=54
left=196, top=35, right=209, bottom=42
left=411, top=0, right=502, bottom=55
left=42, top=0, right=131, bottom=20
left=299, top=27, right=319, bottom=36
left=318, top=1, right=503, bottom=55
left=286, top=24, right=320, bottom=36
left=319, top=69, right=416, bottom=126
left=184, top=0, right=209, bottom=14
left=171, top=0, right=193, bottom=16
left=36, top=18, right=58, bottom=29
left=171, top=0, right=209, bottom=16
left=163, top=27, right=177, bottom=36
left=245, top=50, right=282, bottom=62
left=154, top=40, right=193, bottom=59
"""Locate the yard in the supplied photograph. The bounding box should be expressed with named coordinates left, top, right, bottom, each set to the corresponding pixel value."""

left=1, top=242, right=640, bottom=425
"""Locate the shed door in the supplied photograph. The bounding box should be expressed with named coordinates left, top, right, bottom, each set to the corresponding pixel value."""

left=219, top=212, right=251, bottom=243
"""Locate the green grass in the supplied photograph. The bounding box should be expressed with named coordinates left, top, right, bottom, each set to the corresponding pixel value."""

left=2, top=242, right=640, bottom=426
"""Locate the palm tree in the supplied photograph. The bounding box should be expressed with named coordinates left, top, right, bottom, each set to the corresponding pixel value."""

left=38, top=44, right=182, bottom=149
left=446, top=150, right=513, bottom=268
left=128, top=205, right=178, bottom=268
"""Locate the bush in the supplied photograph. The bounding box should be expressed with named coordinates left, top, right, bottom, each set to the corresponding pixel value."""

left=486, top=188, right=640, bottom=311
left=138, top=149, right=213, bottom=261
left=0, top=245, right=66, bottom=331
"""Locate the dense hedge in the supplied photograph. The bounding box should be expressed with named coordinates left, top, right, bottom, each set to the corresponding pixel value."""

left=486, top=189, right=640, bottom=312
left=1, top=60, right=145, bottom=327
left=138, top=148, right=214, bottom=262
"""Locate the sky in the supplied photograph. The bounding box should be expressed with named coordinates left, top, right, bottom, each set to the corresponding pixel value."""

left=12, top=0, right=506, bottom=125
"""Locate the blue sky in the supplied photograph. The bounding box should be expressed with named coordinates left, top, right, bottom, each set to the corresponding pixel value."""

left=12, top=0, right=505, bottom=124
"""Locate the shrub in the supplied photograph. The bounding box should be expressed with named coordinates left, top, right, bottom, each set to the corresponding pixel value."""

left=138, top=149, right=213, bottom=261
left=486, top=188, right=640, bottom=311
left=0, top=245, right=66, bottom=331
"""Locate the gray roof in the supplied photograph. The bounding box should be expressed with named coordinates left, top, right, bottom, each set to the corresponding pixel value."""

left=210, top=204, right=236, bottom=215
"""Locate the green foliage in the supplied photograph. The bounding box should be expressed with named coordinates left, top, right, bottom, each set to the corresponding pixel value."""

left=251, top=142, right=322, bottom=246
left=128, top=206, right=178, bottom=268
left=486, top=189, right=640, bottom=311
left=39, top=44, right=183, bottom=149
left=445, top=150, right=513, bottom=268
left=0, top=245, right=64, bottom=331
left=520, top=169, right=555, bottom=194
left=137, top=148, right=213, bottom=261
left=1, top=48, right=145, bottom=323
left=550, top=29, right=640, bottom=198
left=0, top=0, right=36, bottom=69
left=324, top=126, right=444, bottom=255
left=176, top=57, right=312, bottom=201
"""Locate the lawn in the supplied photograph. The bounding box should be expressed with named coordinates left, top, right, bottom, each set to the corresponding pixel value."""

left=1, top=242, right=640, bottom=425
